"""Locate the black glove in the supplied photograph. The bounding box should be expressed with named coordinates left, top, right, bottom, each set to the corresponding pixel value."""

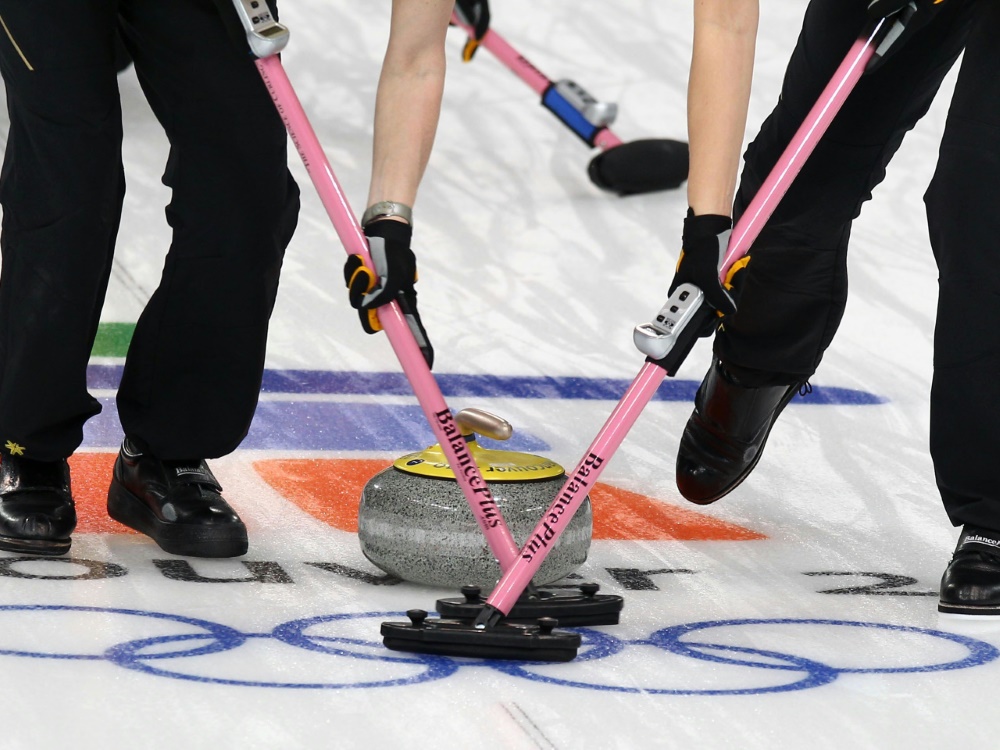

left=867, top=0, right=946, bottom=20
left=669, top=210, right=737, bottom=316
left=453, top=0, right=490, bottom=61
left=866, top=0, right=950, bottom=71
left=868, top=0, right=914, bottom=19
left=344, top=220, right=434, bottom=368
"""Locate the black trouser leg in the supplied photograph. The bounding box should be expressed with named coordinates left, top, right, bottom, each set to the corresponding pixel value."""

left=115, top=0, right=299, bottom=459
left=716, top=0, right=973, bottom=385
left=925, top=1, right=1000, bottom=530
left=0, top=2, right=123, bottom=461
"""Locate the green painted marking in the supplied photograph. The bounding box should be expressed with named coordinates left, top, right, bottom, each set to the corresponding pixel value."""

left=92, top=322, right=135, bottom=358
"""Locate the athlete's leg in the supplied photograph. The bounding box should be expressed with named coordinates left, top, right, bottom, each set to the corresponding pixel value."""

left=926, top=0, right=1000, bottom=614
left=677, top=0, right=975, bottom=504
left=0, top=2, right=123, bottom=553
left=115, top=0, right=299, bottom=461
left=108, top=0, right=299, bottom=558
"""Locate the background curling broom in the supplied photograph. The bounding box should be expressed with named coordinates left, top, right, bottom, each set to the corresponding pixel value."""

left=452, top=0, right=690, bottom=196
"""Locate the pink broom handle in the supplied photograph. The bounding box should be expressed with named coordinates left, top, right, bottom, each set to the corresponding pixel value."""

left=480, top=21, right=889, bottom=617
left=722, top=22, right=887, bottom=276
left=450, top=12, right=624, bottom=150
left=252, top=56, right=523, bottom=570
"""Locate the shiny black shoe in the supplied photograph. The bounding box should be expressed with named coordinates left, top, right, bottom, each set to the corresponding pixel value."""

left=939, top=525, right=1000, bottom=616
left=0, top=455, right=75, bottom=556
left=107, top=439, right=248, bottom=558
left=676, top=361, right=804, bottom=505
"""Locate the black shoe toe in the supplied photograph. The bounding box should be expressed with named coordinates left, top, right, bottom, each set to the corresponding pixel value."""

left=107, top=439, right=247, bottom=558
left=939, top=526, right=1000, bottom=616
left=0, top=456, right=75, bottom=556
left=676, top=361, right=802, bottom=504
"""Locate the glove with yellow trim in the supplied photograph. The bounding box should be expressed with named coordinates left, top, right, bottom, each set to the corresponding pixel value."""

left=669, top=210, right=738, bottom=319
left=344, top=220, right=434, bottom=368
left=453, top=0, right=491, bottom=61
left=867, top=0, right=944, bottom=20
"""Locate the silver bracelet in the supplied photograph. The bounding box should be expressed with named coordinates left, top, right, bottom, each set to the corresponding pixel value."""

left=361, top=200, right=413, bottom=228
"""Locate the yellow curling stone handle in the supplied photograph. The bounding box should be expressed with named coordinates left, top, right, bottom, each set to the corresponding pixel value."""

left=393, top=408, right=565, bottom=481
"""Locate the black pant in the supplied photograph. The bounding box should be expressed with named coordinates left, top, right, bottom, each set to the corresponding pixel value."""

left=718, top=0, right=1000, bottom=529
left=0, top=0, right=299, bottom=461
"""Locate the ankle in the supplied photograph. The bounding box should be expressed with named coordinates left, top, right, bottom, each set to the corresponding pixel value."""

left=956, top=525, right=1000, bottom=557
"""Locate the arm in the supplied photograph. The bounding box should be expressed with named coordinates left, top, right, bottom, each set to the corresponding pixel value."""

left=366, top=0, right=454, bottom=217
left=687, top=0, right=759, bottom=217
left=662, top=0, right=759, bottom=319
left=344, top=0, right=453, bottom=369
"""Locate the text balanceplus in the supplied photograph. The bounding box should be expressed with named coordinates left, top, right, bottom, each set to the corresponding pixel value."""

left=434, top=409, right=501, bottom=528
left=522, top=453, right=604, bottom=562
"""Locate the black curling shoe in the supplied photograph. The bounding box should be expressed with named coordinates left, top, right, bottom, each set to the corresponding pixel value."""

left=108, top=439, right=248, bottom=558
left=0, top=455, right=76, bottom=556
left=939, top=525, right=1000, bottom=616
left=676, top=361, right=804, bottom=505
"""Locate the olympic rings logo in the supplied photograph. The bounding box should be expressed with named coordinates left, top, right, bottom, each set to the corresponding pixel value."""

left=0, top=605, right=995, bottom=694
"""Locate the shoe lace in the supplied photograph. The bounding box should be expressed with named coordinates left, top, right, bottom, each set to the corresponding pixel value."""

left=798, top=381, right=813, bottom=397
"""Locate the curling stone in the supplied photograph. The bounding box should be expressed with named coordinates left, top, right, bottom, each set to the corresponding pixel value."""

left=357, top=408, right=592, bottom=588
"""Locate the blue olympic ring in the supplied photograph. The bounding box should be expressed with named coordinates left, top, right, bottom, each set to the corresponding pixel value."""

left=497, top=618, right=1000, bottom=695
left=0, top=606, right=994, bottom=694
left=0, top=605, right=452, bottom=689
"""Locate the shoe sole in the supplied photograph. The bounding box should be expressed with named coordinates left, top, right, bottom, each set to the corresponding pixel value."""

left=683, top=383, right=802, bottom=506
left=938, top=602, right=1000, bottom=616
left=0, top=535, right=71, bottom=556
left=107, top=482, right=248, bottom=558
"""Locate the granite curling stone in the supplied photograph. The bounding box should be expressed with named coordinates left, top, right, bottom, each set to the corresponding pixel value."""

left=357, top=408, right=593, bottom=588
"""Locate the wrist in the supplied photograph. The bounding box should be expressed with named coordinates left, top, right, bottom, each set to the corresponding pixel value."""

left=362, top=200, right=413, bottom=229
left=363, top=217, right=413, bottom=245
left=683, top=208, right=733, bottom=239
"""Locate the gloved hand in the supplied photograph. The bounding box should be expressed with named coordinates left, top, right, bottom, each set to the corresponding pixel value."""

left=867, top=0, right=946, bottom=20
left=669, top=209, right=737, bottom=316
left=865, top=0, right=948, bottom=71
left=867, top=0, right=914, bottom=19
left=453, top=0, right=490, bottom=61
left=344, top=220, right=435, bottom=368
